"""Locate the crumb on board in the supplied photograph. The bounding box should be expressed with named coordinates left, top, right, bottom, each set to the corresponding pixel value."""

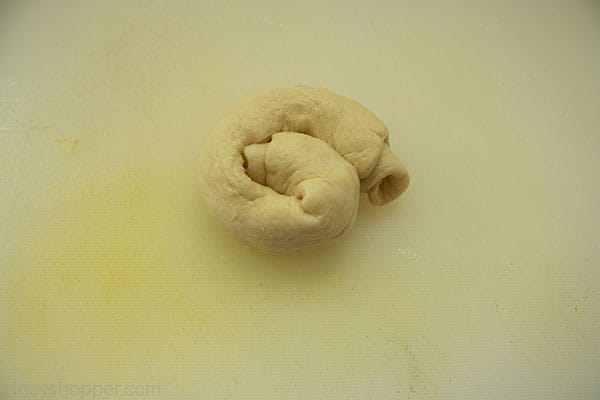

left=53, top=136, right=79, bottom=153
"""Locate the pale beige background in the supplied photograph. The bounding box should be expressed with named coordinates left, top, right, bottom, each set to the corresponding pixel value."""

left=1, top=1, right=599, bottom=399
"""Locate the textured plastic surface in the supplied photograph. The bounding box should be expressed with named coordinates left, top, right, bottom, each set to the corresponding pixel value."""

left=1, top=1, right=599, bottom=399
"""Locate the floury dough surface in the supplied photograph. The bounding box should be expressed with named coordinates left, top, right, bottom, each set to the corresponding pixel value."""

left=198, top=87, right=410, bottom=252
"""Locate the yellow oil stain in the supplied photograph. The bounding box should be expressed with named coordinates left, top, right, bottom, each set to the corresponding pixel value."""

left=4, top=166, right=205, bottom=377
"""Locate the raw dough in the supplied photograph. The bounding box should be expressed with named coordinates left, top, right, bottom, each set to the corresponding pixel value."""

left=198, top=86, right=409, bottom=252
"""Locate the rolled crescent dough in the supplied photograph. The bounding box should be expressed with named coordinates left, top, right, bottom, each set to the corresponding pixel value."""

left=198, top=86, right=409, bottom=252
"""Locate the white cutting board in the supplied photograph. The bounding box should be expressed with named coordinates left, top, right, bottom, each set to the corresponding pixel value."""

left=1, top=1, right=599, bottom=399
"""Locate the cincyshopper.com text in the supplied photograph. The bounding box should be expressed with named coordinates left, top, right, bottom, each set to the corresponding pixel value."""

left=2, top=382, right=161, bottom=399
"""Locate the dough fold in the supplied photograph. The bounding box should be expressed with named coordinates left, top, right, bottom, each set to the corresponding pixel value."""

left=198, top=86, right=409, bottom=252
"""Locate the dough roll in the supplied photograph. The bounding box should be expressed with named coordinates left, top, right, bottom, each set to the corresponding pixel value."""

left=198, top=86, right=409, bottom=252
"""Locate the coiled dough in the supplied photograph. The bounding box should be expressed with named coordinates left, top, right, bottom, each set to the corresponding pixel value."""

left=198, top=86, right=409, bottom=252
